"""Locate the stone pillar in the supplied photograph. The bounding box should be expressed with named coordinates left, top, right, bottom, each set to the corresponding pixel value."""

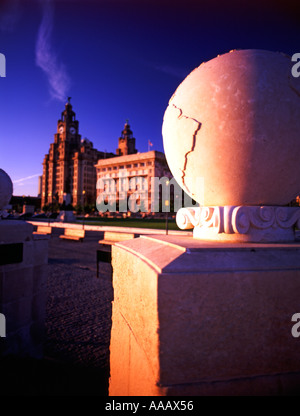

left=0, top=169, right=48, bottom=358
left=110, top=236, right=300, bottom=396
left=109, top=50, right=300, bottom=396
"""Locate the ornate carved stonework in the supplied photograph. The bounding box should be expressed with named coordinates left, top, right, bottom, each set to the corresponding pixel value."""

left=176, top=206, right=300, bottom=243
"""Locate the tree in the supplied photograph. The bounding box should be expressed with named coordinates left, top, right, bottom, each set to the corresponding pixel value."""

left=60, top=201, right=74, bottom=211
left=42, top=204, right=50, bottom=213
left=74, top=204, right=83, bottom=215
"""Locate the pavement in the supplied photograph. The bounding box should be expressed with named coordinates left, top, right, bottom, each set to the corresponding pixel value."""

left=1, top=227, right=113, bottom=396
left=2, top=225, right=300, bottom=396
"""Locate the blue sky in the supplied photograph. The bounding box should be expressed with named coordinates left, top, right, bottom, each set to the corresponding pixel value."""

left=0, top=0, right=299, bottom=196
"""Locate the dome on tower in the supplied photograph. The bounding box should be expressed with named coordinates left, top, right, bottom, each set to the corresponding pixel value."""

left=121, top=121, right=133, bottom=138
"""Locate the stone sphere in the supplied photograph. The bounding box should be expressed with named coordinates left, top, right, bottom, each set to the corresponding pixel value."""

left=0, top=169, right=13, bottom=210
left=162, top=49, right=300, bottom=206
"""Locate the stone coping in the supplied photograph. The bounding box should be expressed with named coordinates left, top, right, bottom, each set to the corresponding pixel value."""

left=113, top=234, right=300, bottom=274
left=27, top=220, right=192, bottom=236
left=0, top=220, right=33, bottom=243
left=141, top=234, right=300, bottom=250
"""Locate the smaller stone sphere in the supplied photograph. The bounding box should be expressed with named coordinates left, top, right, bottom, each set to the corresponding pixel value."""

left=0, top=169, right=13, bottom=210
left=162, top=49, right=300, bottom=206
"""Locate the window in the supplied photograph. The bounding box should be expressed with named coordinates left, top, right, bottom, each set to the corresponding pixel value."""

left=120, top=178, right=127, bottom=192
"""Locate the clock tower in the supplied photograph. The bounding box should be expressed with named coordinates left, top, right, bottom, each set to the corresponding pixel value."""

left=42, top=98, right=106, bottom=209
left=56, top=97, right=80, bottom=144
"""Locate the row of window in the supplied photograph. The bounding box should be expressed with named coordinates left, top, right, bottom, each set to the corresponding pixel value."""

left=45, top=187, right=95, bottom=197
left=99, top=169, right=151, bottom=179
left=55, top=165, right=93, bottom=171
left=100, top=161, right=153, bottom=172
left=100, top=176, right=148, bottom=192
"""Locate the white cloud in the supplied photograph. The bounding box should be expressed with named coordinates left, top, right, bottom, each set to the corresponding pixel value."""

left=35, top=0, right=71, bottom=101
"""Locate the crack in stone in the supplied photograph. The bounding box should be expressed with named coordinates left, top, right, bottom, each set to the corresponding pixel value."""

left=171, top=103, right=202, bottom=195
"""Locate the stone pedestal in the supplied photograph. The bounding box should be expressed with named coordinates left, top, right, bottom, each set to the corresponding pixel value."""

left=0, top=220, right=48, bottom=358
left=109, top=235, right=300, bottom=396
left=109, top=49, right=300, bottom=396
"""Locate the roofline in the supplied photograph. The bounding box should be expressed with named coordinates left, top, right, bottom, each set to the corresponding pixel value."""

left=95, top=150, right=166, bottom=166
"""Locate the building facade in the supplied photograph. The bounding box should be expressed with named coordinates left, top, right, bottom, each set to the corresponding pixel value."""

left=41, top=100, right=176, bottom=214
left=41, top=99, right=114, bottom=209
left=95, top=149, right=173, bottom=214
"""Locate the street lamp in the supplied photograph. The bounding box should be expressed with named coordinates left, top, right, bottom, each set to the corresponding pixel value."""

left=165, top=180, right=169, bottom=235
left=165, top=199, right=169, bottom=235
left=82, top=190, right=86, bottom=228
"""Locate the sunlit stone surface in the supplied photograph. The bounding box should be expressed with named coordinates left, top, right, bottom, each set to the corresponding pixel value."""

left=0, top=168, right=13, bottom=214
left=162, top=49, right=300, bottom=207
left=0, top=169, right=48, bottom=358
left=110, top=51, right=300, bottom=396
